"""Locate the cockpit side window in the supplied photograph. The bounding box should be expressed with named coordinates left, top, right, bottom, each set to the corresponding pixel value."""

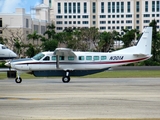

left=32, top=53, right=45, bottom=60
left=43, top=56, right=50, bottom=61
left=2, top=46, right=8, bottom=49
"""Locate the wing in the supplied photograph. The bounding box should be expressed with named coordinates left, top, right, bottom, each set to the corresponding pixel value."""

left=53, top=48, right=76, bottom=57
left=53, top=48, right=77, bottom=70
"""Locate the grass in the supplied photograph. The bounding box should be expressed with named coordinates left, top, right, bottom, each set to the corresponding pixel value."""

left=1, top=70, right=160, bottom=79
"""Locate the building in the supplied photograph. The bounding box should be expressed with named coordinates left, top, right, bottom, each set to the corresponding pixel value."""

left=0, top=5, right=50, bottom=47
left=43, top=0, right=160, bottom=33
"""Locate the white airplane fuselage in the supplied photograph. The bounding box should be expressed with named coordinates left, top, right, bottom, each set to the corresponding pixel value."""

left=10, top=52, right=151, bottom=71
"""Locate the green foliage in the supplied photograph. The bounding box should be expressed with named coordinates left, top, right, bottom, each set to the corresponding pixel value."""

left=25, top=44, right=36, bottom=57
left=0, top=61, right=6, bottom=68
left=41, top=39, right=58, bottom=51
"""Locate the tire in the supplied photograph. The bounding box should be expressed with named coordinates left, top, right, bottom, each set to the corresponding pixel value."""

left=62, top=76, right=70, bottom=83
left=15, top=77, right=22, bottom=83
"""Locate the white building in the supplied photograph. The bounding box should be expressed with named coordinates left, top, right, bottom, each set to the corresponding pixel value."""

left=0, top=5, right=50, bottom=46
left=43, top=0, right=160, bottom=33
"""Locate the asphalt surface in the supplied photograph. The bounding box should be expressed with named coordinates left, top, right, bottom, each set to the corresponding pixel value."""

left=0, top=78, right=160, bottom=120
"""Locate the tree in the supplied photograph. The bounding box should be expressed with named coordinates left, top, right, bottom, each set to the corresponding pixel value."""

left=44, top=23, right=56, bottom=39
left=14, top=39, right=22, bottom=57
left=25, top=44, right=36, bottom=58
left=27, top=31, right=40, bottom=45
left=149, top=19, right=160, bottom=61
left=41, top=39, right=58, bottom=51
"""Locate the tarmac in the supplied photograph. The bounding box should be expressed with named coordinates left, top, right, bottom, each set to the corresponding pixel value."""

left=0, top=78, right=160, bottom=120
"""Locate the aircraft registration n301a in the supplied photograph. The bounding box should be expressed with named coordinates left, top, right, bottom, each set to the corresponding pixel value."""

left=5, top=27, right=152, bottom=83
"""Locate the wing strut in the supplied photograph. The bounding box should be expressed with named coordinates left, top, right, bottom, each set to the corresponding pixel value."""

left=56, top=55, right=59, bottom=69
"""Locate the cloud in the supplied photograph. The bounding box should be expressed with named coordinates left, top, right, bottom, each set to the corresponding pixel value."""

left=1, top=0, right=23, bottom=13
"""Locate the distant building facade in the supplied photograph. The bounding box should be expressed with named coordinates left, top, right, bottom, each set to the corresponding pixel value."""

left=43, top=0, right=160, bottom=33
left=0, top=5, right=50, bottom=46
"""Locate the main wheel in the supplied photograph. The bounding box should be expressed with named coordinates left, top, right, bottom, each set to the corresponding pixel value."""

left=15, top=77, right=22, bottom=83
left=62, top=76, right=70, bottom=83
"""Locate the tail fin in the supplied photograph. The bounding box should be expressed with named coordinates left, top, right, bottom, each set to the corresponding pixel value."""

left=112, top=27, right=152, bottom=55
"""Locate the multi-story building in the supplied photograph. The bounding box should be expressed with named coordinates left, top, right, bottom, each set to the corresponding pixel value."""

left=43, top=0, right=160, bottom=33
left=0, top=4, right=50, bottom=46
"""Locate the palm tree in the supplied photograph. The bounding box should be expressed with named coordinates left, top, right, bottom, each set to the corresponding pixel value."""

left=44, top=23, right=56, bottom=39
left=27, top=31, right=40, bottom=45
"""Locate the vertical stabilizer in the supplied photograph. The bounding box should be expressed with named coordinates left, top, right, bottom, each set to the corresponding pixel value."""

left=136, top=27, right=152, bottom=54
left=112, top=27, right=152, bottom=54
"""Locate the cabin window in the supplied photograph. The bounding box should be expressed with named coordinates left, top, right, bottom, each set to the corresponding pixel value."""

left=1, top=46, right=7, bottom=49
left=94, top=56, right=99, bottom=60
left=101, top=56, right=107, bottom=60
left=52, top=56, right=56, bottom=60
left=43, top=56, right=50, bottom=61
left=59, top=56, right=64, bottom=60
left=32, top=53, right=45, bottom=60
left=86, top=56, right=92, bottom=60
left=68, top=56, right=74, bottom=60
left=79, top=56, right=84, bottom=60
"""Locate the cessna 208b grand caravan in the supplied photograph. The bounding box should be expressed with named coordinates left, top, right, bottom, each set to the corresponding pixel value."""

left=5, top=27, right=152, bottom=83
left=0, top=44, right=17, bottom=60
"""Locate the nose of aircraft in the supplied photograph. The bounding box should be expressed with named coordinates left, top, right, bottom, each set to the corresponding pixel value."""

left=5, top=61, right=11, bottom=67
left=10, top=51, right=18, bottom=58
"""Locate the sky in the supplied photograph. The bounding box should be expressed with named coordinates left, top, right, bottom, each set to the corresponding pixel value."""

left=0, top=0, right=41, bottom=13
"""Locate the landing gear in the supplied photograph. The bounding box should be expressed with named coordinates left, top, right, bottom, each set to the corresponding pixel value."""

left=15, top=77, right=22, bottom=83
left=62, top=70, right=71, bottom=83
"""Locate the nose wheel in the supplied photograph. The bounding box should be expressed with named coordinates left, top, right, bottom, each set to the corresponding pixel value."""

left=15, top=77, right=22, bottom=83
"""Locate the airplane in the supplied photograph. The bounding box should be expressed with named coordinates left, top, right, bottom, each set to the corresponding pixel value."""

left=5, top=27, right=152, bottom=83
left=0, top=44, right=17, bottom=60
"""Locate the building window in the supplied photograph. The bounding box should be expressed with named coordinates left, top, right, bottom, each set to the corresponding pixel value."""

left=73, top=21, right=76, bottom=24
left=101, top=2, right=104, bottom=13
left=108, top=2, right=111, bottom=13
left=144, top=20, right=150, bottom=23
left=82, top=15, right=88, bottom=18
left=152, top=1, right=155, bottom=12
left=108, top=21, right=111, bottom=24
left=100, top=21, right=106, bottom=24
left=73, top=15, right=76, bottom=18
left=57, top=27, right=63, bottom=30
left=58, top=3, right=61, bottom=13
left=64, top=15, right=67, bottom=18
left=121, top=2, right=124, bottom=13
left=100, top=15, right=106, bottom=18
left=82, top=21, right=88, bottom=24
left=34, top=25, right=39, bottom=33
left=56, top=16, right=62, bottom=19
left=49, top=0, right=52, bottom=7
left=64, top=21, right=67, bottom=24
left=84, top=2, right=87, bottom=13
left=77, top=3, right=80, bottom=13
left=0, top=30, right=2, bottom=34
left=78, top=21, right=81, bottom=24
left=93, top=15, right=96, bottom=19
left=108, top=15, right=111, bottom=18
left=69, top=21, right=72, bottom=24
left=26, top=19, right=29, bottom=28
left=93, top=21, right=96, bottom=25
left=157, top=1, right=160, bottom=12
left=136, top=20, right=139, bottom=24
left=93, top=2, right=96, bottom=13
left=64, top=3, right=67, bottom=13
left=126, top=14, right=132, bottom=18
left=145, top=1, right=148, bottom=12
left=56, top=21, right=63, bottom=24
left=121, top=15, right=124, bottom=18
left=117, top=21, right=119, bottom=24
left=112, top=15, right=115, bottom=18
left=73, top=2, right=76, bottom=13
left=77, top=15, right=81, bottom=18
left=117, top=15, right=119, bottom=18
left=144, top=14, right=150, bottom=17
left=112, top=21, right=115, bottom=24
left=117, top=2, right=119, bottom=13
left=41, top=26, right=45, bottom=34
left=152, top=14, right=155, bottom=17
left=121, top=21, right=124, bottom=24
left=0, top=18, right=2, bottom=27
left=126, top=20, right=132, bottom=24
left=69, top=2, right=72, bottom=13
left=112, top=2, right=115, bottom=13
left=69, top=15, right=72, bottom=18
left=136, top=14, right=139, bottom=18
left=136, top=1, right=139, bottom=12
left=127, top=2, right=130, bottom=13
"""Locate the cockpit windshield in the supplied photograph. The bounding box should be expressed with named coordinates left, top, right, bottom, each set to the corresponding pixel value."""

left=32, top=53, right=45, bottom=60
left=2, top=46, right=8, bottom=49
